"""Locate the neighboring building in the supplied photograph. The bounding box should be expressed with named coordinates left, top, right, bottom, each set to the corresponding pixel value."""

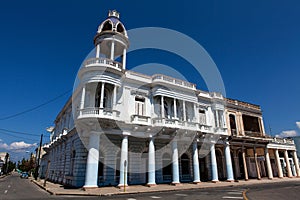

left=41, top=10, right=300, bottom=188
left=226, top=99, right=299, bottom=179
left=0, top=152, right=8, bottom=174
left=293, top=136, right=300, bottom=160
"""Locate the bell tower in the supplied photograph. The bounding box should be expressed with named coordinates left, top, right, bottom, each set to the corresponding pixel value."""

left=93, top=10, right=129, bottom=71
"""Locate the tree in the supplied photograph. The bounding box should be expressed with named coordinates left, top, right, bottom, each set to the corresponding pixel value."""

left=17, top=155, right=36, bottom=175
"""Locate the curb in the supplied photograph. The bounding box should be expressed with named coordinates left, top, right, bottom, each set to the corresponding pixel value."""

left=30, top=179, right=55, bottom=195
left=30, top=178, right=300, bottom=197
left=243, top=189, right=249, bottom=200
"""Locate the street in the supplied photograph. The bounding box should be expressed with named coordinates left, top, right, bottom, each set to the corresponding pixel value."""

left=0, top=173, right=300, bottom=200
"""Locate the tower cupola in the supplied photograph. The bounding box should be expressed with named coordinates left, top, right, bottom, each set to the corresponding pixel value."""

left=92, top=10, right=129, bottom=71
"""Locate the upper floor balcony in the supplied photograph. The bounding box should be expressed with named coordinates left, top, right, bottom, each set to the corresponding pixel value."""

left=272, top=137, right=295, bottom=145
left=79, top=57, right=123, bottom=78
left=152, top=74, right=196, bottom=90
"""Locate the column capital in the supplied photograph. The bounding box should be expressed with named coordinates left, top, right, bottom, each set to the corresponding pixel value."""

left=122, top=131, right=131, bottom=136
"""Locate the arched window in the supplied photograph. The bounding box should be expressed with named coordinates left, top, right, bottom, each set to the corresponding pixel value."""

left=117, top=23, right=124, bottom=33
left=102, top=20, right=112, bottom=31
left=162, top=153, right=172, bottom=181
left=180, top=153, right=190, bottom=175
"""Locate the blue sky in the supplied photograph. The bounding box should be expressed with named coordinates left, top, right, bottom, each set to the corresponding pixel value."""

left=0, top=0, right=299, bottom=161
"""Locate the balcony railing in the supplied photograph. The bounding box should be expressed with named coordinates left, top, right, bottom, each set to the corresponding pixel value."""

left=226, top=98, right=261, bottom=111
left=272, top=137, right=294, bottom=145
left=131, top=114, right=151, bottom=124
left=152, top=74, right=196, bottom=89
left=83, top=57, right=123, bottom=71
left=78, top=107, right=113, bottom=118
left=244, top=131, right=263, bottom=137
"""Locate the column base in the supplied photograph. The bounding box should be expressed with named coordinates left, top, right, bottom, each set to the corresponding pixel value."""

left=245, top=179, right=249, bottom=181
left=268, top=177, right=273, bottom=180
left=117, top=184, right=128, bottom=189
left=146, top=183, right=157, bottom=187
left=171, top=182, right=181, bottom=186
left=193, top=181, right=201, bottom=185
left=83, top=185, right=98, bottom=190
left=211, top=180, right=219, bottom=183
left=226, top=179, right=234, bottom=182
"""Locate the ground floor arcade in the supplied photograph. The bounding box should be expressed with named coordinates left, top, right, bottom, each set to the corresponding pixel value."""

left=40, top=131, right=300, bottom=188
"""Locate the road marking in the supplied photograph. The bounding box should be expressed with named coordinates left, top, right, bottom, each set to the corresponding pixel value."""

left=4, top=190, right=8, bottom=194
left=150, top=196, right=162, bottom=199
left=127, top=198, right=136, bottom=200
left=222, top=196, right=243, bottom=199
left=227, top=192, right=243, bottom=195
left=175, top=194, right=188, bottom=196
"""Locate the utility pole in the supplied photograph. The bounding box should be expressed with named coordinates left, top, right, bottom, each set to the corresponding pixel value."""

left=4, top=153, right=9, bottom=174
left=35, top=134, right=43, bottom=180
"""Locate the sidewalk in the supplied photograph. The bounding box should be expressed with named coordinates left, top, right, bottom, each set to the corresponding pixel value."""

left=31, top=177, right=300, bottom=196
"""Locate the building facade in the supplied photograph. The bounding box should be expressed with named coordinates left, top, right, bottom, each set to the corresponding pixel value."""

left=40, top=10, right=300, bottom=188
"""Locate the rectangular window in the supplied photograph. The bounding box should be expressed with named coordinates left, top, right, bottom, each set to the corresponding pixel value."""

left=199, top=109, right=206, bottom=125
left=135, top=97, right=145, bottom=116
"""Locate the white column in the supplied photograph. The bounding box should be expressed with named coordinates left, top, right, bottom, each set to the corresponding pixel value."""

left=284, top=150, right=292, bottom=177
left=173, top=99, right=177, bottom=119
left=215, top=110, right=219, bottom=127
left=192, top=141, right=201, bottom=183
left=242, top=148, right=249, bottom=180
left=275, top=149, right=283, bottom=178
left=84, top=132, right=100, bottom=188
left=172, top=140, right=180, bottom=185
left=79, top=85, right=86, bottom=116
left=100, top=82, right=105, bottom=109
left=119, top=135, right=128, bottom=187
left=113, top=85, right=117, bottom=108
left=122, top=48, right=126, bottom=70
left=293, top=151, right=300, bottom=177
left=254, top=147, right=261, bottom=179
left=265, top=148, right=273, bottom=179
left=96, top=44, right=100, bottom=58
left=161, top=96, right=165, bottom=118
left=110, top=40, right=115, bottom=60
left=183, top=101, right=186, bottom=121
left=147, top=137, right=156, bottom=186
left=210, top=143, right=218, bottom=182
left=224, top=142, right=234, bottom=181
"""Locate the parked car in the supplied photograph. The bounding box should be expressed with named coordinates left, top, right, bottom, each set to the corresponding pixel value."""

left=20, top=172, right=29, bottom=179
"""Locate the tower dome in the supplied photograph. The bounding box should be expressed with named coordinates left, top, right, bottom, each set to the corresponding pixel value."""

left=96, top=10, right=128, bottom=38
left=93, top=10, right=129, bottom=66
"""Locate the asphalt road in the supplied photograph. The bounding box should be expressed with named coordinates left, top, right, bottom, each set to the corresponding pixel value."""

left=0, top=173, right=300, bottom=200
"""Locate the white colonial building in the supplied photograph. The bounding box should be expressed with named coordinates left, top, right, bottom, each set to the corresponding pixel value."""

left=40, top=10, right=300, bottom=188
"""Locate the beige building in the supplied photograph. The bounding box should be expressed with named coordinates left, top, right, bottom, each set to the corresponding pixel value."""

left=226, top=98, right=300, bottom=179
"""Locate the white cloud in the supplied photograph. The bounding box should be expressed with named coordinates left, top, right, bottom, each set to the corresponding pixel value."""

left=296, top=122, right=300, bottom=129
left=9, top=141, right=37, bottom=150
left=276, top=130, right=298, bottom=138
left=0, top=140, right=37, bottom=151
left=0, top=142, right=9, bottom=149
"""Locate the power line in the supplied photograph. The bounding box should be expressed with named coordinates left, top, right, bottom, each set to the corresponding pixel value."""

left=0, top=89, right=72, bottom=120
left=0, top=128, right=48, bottom=138
left=0, top=131, right=39, bottom=142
